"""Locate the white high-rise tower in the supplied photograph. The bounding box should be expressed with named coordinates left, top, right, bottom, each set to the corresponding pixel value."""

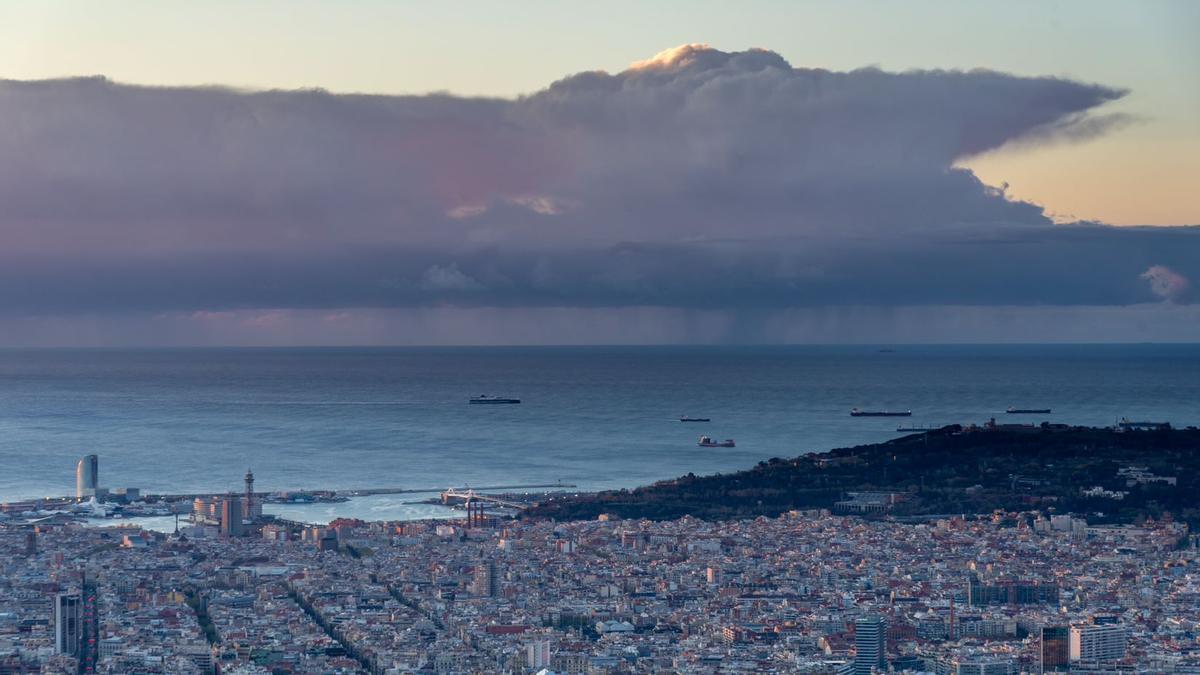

left=75, top=455, right=98, bottom=499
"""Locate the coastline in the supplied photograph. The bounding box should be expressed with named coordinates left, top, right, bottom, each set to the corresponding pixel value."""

left=82, top=496, right=461, bottom=531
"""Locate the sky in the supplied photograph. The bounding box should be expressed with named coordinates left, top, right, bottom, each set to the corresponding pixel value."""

left=0, top=1, right=1197, bottom=345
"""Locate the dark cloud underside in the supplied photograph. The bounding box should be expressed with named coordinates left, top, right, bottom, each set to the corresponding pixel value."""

left=0, top=44, right=1192, bottom=328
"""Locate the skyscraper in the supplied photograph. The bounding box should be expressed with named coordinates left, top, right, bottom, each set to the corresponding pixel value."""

left=854, top=615, right=888, bottom=675
left=1041, top=625, right=1069, bottom=672
left=79, top=577, right=99, bottom=672
left=220, top=496, right=244, bottom=537
left=75, top=454, right=98, bottom=499
left=54, top=593, right=81, bottom=655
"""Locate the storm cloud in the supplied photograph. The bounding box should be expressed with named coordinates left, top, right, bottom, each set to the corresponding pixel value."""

left=0, top=44, right=1194, bottom=341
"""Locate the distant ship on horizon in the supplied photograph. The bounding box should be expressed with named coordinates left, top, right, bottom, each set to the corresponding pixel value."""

left=1117, top=417, right=1171, bottom=431
left=1006, top=406, right=1051, bottom=414
left=851, top=408, right=912, bottom=417
left=679, top=416, right=710, bottom=422
left=469, top=395, right=521, bottom=405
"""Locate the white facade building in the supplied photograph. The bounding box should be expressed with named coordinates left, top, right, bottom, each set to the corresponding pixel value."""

left=1070, top=623, right=1128, bottom=661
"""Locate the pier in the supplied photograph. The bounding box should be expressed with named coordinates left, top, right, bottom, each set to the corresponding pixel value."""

left=341, top=482, right=575, bottom=497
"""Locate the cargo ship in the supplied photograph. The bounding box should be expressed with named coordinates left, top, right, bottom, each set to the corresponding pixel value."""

left=679, top=416, right=710, bottom=422
left=1006, top=407, right=1051, bottom=414
left=697, top=435, right=735, bottom=448
left=1117, top=418, right=1170, bottom=431
left=469, top=395, right=521, bottom=405
left=851, top=408, right=911, bottom=417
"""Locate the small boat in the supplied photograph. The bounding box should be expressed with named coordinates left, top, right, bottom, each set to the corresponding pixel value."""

left=1006, top=407, right=1051, bottom=414
left=851, top=408, right=911, bottom=417
left=469, top=395, right=521, bottom=405
left=679, top=416, right=710, bottom=423
left=896, top=425, right=938, bottom=432
left=697, top=435, right=735, bottom=448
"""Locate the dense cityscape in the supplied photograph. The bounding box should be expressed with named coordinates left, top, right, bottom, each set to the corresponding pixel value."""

left=1, top=453, right=1198, bottom=675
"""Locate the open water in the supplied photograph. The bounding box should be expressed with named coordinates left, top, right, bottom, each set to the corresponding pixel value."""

left=1, top=345, right=1197, bottom=513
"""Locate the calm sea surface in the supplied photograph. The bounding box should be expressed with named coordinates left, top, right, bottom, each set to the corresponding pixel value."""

left=2, top=345, right=1197, bottom=507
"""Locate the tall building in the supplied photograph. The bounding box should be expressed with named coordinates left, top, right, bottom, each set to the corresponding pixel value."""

left=54, top=593, right=81, bottom=655
left=1069, top=622, right=1128, bottom=662
left=1041, top=625, right=1070, bottom=672
left=473, top=560, right=499, bottom=597
left=854, top=615, right=888, bottom=675
left=527, top=638, right=551, bottom=669
left=317, top=528, right=339, bottom=551
left=220, top=496, right=244, bottom=537
left=193, top=496, right=221, bottom=524
left=75, top=454, right=98, bottom=499
left=78, top=577, right=99, bottom=672
left=707, top=566, right=722, bottom=585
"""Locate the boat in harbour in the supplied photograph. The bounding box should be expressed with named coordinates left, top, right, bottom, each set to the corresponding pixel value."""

left=469, top=395, right=521, bottom=405
left=679, top=416, right=710, bottom=422
left=1006, top=407, right=1051, bottom=414
left=896, top=425, right=939, bottom=432
left=697, top=435, right=735, bottom=448
left=851, top=408, right=911, bottom=417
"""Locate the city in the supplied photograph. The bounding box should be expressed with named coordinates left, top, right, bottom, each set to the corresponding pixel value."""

left=1, top=457, right=1197, bottom=674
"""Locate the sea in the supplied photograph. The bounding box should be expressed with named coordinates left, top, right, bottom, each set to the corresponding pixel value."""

left=1, top=345, right=1197, bottom=524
